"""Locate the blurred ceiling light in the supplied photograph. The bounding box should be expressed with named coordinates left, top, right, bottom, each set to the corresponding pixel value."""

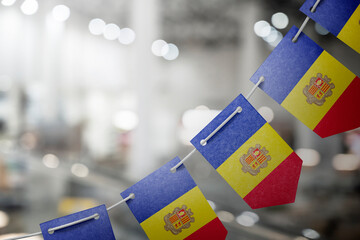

left=217, top=211, right=235, bottom=223
left=236, top=211, right=259, bottom=227
left=88, top=18, right=106, bottom=35
left=113, top=110, right=139, bottom=131
left=151, top=39, right=168, bottom=56
left=71, top=163, right=89, bottom=178
left=182, top=109, right=219, bottom=130
left=195, top=105, right=210, bottom=111
left=268, top=31, right=283, bottom=47
left=207, top=200, right=216, bottom=210
left=163, top=43, right=179, bottom=61
left=263, top=27, right=279, bottom=43
left=271, top=12, right=289, bottom=29
left=1, top=0, right=16, bottom=6
left=296, top=148, right=321, bottom=167
left=118, top=28, right=136, bottom=45
left=332, top=154, right=360, bottom=171
left=302, top=228, right=320, bottom=239
left=178, top=130, right=196, bottom=146
left=254, top=20, right=271, bottom=37
left=20, top=0, right=38, bottom=16
left=103, top=23, right=120, bottom=40
left=0, top=211, right=9, bottom=229
left=315, top=22, right=329, bottom=35
left=257, top=106, right=274, bottom=123
left=180, top=108, right=220, bottom=145
left=42, top=154, right=60, bottom=169
left=52, top=5, right=70, bottom=22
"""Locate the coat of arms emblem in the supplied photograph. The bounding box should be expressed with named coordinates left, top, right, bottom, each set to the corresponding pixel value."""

left=240, top=144, right=271, bottom=176
left=164, top=205, right=195, bottom=235
left=303, top=73, right=335, bottom=106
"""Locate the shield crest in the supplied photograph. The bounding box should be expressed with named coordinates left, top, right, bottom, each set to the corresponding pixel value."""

left=303, top=73, right=335, bottom=106
left=164, top=205, right=195, bottom=235
left=240, top=144, right=271, bottom=176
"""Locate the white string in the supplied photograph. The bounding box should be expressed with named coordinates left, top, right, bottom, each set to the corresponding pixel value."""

left=170, top=148, right=197, bottom=173
left=4, top=193, right=135, bottom=240
left=107, top=193, right=135, bottom=211
left=3, top=232, right=42, bottom=240
left=292, top=0, right=322, bottom=42
left=245, top=76, right=265, bottom=100
left=200, top=106, right=243, bottom=147
left=48, top=214, right=100, bottom=234
left=170, top=76, right=265, bottom=172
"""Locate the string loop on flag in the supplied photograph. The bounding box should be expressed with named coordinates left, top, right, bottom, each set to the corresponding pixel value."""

left=47, top=213, right=100, bottom=235
left=292, top=0, right=322, bottom=43
left=200, top=106, right=243, bottom=147
left=4, top=194, right=135, bottom=240
left=199, top=76, right=265, bottom=147
left=170, top=76, right=265, bottom=173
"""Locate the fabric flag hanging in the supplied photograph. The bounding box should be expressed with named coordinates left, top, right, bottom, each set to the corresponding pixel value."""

left=120, top=157, right=227, bottom=240
left=40, top=205, right=116, bottom=240
left=191, top=94, right=303, bottom=209
left=250, top=26, right=360, bottom=138
left=300, top=0, right=360, bottom=54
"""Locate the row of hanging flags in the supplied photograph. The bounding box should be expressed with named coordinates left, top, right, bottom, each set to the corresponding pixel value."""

left=13, top=0, right=360, bottom=240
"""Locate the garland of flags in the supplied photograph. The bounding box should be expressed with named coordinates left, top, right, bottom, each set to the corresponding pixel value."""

left=6, top=0, right=360, bottom=239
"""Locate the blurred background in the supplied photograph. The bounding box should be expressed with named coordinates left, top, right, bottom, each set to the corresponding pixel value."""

left=0, top=0, right=359, bottom=239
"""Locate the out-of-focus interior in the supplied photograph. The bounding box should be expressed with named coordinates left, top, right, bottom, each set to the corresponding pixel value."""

left=0, top=0, right=359, bottom=239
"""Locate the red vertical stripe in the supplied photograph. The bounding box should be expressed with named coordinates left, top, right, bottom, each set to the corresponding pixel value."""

left=243, top=152, right=303, bottom=209
left=314, top=76, right=360, bottom=138
left=185, top=217, right=228, bottom=240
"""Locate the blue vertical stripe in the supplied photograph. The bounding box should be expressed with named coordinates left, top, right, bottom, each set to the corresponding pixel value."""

left=250, top=26, right=323, bottom=104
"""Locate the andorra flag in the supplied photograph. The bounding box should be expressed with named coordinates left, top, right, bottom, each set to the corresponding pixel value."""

left=300, top=0, right=360, bottom=54
left=191, top=94, right=303, bottom=209
left=120, top=157, right=227, bottom=240
left=250, top=26, right=360, bottom=138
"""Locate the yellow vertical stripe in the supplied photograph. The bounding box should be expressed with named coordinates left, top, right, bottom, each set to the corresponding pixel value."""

left=140, top=186, right=216, bottom=240
left=281, top=51, right=355, bottom=129
left=338, top=4, right=360, bottom=54
left=216, top=123, right=293, bottom=197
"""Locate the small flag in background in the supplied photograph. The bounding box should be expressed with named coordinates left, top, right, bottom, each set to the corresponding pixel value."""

left=300, top=0, right=360, bottom=54
left=40, top=205, right=116, bottom=240
left=121, top=157, right=227, bottom=240
left=250, top=26, right=360, bottom=138
left=191, top=94, right=303, bottom=209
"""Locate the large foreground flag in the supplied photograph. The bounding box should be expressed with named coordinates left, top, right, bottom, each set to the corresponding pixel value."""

left=300, top=0, right=360, bottom=54
left=121, top=157, right=227, bottom=240
left=250, top=26, right=360, bottom=138
left=191, top=94, right=303, bottom=209
left=40, top=205, right=116, bottom=240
